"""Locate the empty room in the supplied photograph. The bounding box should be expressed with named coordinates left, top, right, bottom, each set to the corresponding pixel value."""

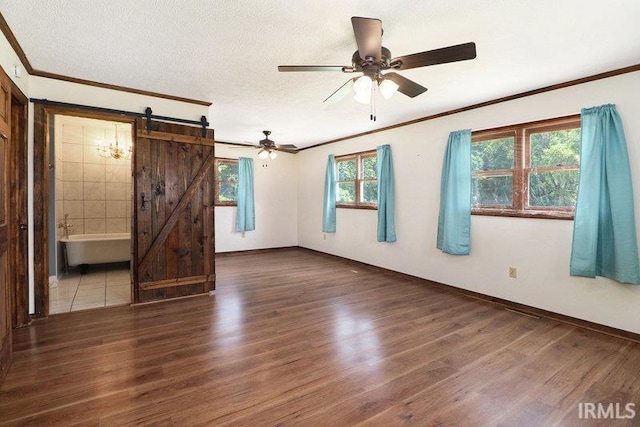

left=0, top=1, right=639, bottom=425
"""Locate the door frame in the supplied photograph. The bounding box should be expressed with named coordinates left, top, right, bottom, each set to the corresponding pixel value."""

left=32, top=105, right=134, bottom=317
left=9, top=79, right=28, bottom=327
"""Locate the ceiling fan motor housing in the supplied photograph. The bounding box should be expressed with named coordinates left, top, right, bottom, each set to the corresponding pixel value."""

left=352, top=46, right=392, bottom=76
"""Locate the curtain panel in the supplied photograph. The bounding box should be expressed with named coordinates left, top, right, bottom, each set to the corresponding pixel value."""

left=570, top=104, right=640, bottom=284
left=376, top=144, right=396, bottom=242
left=236, top=157, right=255, bottom=232
left=437, top=129, right=472, bottom=255
left=322, top=154, right=337, bottom=233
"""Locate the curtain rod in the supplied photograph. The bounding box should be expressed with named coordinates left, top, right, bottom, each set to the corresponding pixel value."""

left=29, top=98, right=210, bottom=137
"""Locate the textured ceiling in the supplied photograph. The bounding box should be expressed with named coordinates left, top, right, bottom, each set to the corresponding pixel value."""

left=2, top=0, right=640, bottom=148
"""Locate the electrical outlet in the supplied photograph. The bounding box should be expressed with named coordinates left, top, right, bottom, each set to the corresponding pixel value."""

left=509, top=267, right=517, bottom=278
left=323, top=234, right=327, bottom=240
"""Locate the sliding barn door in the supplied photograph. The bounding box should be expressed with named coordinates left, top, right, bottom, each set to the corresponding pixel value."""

left=0, top=67, right=12, bottom=383
left=133, top=119, right=215, bottom=303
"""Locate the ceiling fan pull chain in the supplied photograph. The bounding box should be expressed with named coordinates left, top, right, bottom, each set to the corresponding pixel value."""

left=371, top=81, right=377, bottom=121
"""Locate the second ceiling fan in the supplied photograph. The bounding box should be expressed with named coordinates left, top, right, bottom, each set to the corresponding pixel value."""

left=278, top=16, right=477, bottom=119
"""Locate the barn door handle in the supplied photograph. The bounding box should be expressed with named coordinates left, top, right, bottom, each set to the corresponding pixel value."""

left=140, top=192, right=147, bottom=211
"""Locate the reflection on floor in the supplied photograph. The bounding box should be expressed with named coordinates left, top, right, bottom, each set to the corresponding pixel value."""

left=49, top=262, right=131, bottom=314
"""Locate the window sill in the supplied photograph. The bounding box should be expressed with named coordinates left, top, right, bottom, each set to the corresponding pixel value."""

left=336, top=204, right=378, bottom=210
left=215, top=203, right=237, bottom=207
left=472, top=208, right=574, bottom=220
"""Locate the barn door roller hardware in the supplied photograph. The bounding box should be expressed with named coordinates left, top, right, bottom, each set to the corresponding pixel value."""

left=30, top=99, right=210, bottom=137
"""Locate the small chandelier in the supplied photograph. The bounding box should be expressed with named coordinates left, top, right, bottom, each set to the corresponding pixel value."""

left=97, top=124, right=132, bottom=160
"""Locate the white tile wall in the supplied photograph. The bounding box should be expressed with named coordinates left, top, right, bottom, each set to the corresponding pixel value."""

left=56, top=116, right=133, bottom=241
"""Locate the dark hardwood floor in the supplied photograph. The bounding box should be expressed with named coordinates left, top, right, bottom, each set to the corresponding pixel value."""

left=1, top=248, right=639, bottom=426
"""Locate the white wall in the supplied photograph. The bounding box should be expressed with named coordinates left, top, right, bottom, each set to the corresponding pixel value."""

left=0, top=32, right=29, bottom=96
left=214, top=144, right=298, bottom=252
left=297, top=71, right=640, bottom=334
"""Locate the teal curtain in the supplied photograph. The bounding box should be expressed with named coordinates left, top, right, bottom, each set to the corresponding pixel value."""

left=570, top=104, right=640, bottom=284
left=377, top=144, right=396, bottom=242
left=236, top=157, right=255, bottom=232
left=322, top=155, right=336, bottom=233
left=437, top=129, right=472, bottom=255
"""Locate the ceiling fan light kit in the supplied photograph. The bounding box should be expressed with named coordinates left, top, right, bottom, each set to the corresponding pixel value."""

left=379, top=78, right=399, bottom=100
left=278, top=16, right=477, bottom=120
left=252, top=130, right=296, bottom=160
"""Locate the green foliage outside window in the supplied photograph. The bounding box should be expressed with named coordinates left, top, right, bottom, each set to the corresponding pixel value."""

left=471, top=118, right=581, bottom=215
left=472, top=137, right=515, bottom=206
left=361, top=155, right=378, bottom=203
left=471, top=137, right=514, bottom=171
left=529, top=128, right=580, bottom=207
left=217, top=161, right=238, bottom=202
left=336, top=152, right=378, bottom=206
left=472, top=175, right=512, bottom=206
left=337, top=159, right=356, bottom=202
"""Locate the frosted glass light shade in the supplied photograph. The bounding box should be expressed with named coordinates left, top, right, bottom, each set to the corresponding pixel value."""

left=258, top=149, right=269, bottom=160
left=353, top=75, right=372, bottom=95
left=269, top=150, right=277, bottom=160
left=379, top=78, right=399, bottom=100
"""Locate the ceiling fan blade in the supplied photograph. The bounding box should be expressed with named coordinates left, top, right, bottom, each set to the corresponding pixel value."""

left=383, top=72, right=428, bottom=98
left=275, top=144, right=299, bottom=153
left=391, top=42, right=477, bottom=71
left=351, top=17, right=382, bottom=62
left=323, top=78, right=357, bottom=103
left=278, top=65, right=347, bottom=72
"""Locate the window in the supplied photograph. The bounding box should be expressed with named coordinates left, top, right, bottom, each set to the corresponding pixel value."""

left=335, top=150, right=377, bottom=209
left=214, top=158, right=238, bottom=206
left=471, top=115, right=581, bottom=219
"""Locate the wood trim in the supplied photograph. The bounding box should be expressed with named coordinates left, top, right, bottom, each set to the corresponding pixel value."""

left=136, top=129, right=214, bottom=146
left=0, top=332, right=10, bottom=386
left=0, top=13, right=33, bottom=73
left=298, top=247, right=640, bottom=344
left=137, top=149, right=216, bottom=275
left=471, top=208, right=574, bottom=220
left=33, top=105, right=137, bottom=125
left=32, top=106, right=137, bottom=318
left=298, top=67, right=638, bottom=151
left=139, top=275, right=215, bottom=291
left=334, top=149, right=376, bottom=159
left=30, top=70, right=212, bottom=106
left=215, top=246, right=299, bottom=257
left=335, top=204, right=377, bottom=210
left=9, top=80, right=29, bottom=328
left=131, top=290, right=211, bottom=306
left=32, top=104, right=48, bottom=318
left=214, top=140, right=254, bottom=148
left=0, top=13, right=210, bottom=107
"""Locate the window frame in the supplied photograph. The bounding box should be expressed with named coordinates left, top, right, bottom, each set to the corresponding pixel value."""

left=471, top=115, right=581, bottom=220
left=214, top=157, right=239, bottom=206
left=335, top=149, right=378, bottom=210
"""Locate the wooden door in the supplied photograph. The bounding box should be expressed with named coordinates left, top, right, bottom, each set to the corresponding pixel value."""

left=0, top=67, right=12, bottom=384
left=133, top=119, right=215, bottom=303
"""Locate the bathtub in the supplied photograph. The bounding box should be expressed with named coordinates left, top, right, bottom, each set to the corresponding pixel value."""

left=61, top=233, right=131, bottom=267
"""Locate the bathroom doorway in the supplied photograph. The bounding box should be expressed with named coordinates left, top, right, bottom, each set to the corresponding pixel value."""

left=48, top=115, right=133, bottom=313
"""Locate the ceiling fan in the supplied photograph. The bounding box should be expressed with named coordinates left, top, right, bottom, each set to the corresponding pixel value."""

left=252, top=131, right=298, bottom=160
left=278, top=16, right=477, bottom=119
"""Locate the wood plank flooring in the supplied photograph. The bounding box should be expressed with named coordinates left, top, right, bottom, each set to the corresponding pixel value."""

left=1, top=248, right=639, bottom=426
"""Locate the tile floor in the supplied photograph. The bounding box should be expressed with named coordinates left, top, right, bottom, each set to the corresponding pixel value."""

left=49, top=262, right=131, bottom=314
